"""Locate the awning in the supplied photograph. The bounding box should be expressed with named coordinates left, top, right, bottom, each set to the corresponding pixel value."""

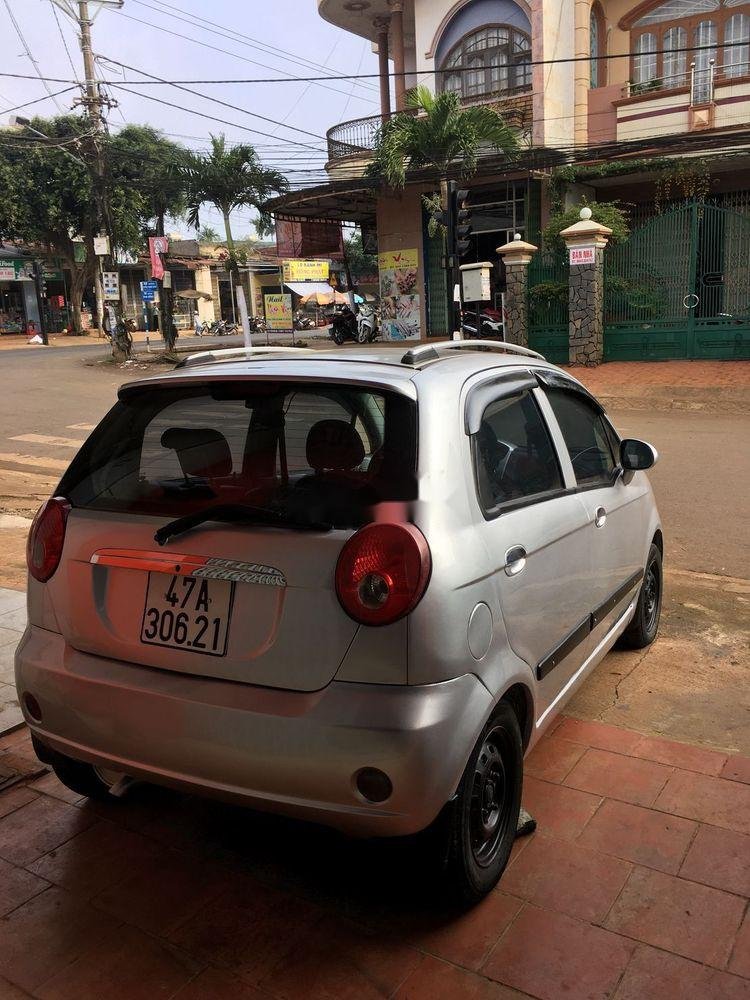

left=285, top=281, right=333, bottom=297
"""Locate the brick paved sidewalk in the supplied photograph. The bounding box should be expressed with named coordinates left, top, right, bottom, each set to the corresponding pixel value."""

left=0, top=716, right=747, bottom=999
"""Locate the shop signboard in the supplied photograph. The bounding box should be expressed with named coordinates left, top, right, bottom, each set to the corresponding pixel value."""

left=264, top=293, right=293, bottom=330
left=103, top=272, right=120, bottom=301
left=282, top=259, right=329, bottom=282
left=378, top=248, right=420, bottom=341
left=0, top=259, right=35, bottom=281
left=93, top=235, right=111, bottom=256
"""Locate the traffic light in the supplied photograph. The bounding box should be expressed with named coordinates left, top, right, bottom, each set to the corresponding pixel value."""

left=454, top=188, right=472, bottom=257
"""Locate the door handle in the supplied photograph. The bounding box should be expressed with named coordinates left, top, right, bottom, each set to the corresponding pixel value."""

left=595, top=507, right=607, bottom=528
left=504, top=545, right=527, bottom=576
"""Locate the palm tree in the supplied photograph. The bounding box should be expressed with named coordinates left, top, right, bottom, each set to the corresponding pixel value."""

left=180, top=134, right=287, bottom=290
left=196, top=224, right=220, bottom=243
left=369, top=85, right=520, bottom=190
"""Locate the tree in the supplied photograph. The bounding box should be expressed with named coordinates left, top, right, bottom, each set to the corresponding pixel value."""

left=344, top=231, right=377, bottom=282
left=196, top=225, right=220, bottom=243
left=543, top=201, right=630, bottom=252
left=179, top=134, right=287, bottom=297
left=367, top=86, right=519, bottom=328
left=0, top=117, right=187, bottom=336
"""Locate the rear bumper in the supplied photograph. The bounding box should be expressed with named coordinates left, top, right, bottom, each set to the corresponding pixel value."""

left=15, top=626, right=493, bottom=836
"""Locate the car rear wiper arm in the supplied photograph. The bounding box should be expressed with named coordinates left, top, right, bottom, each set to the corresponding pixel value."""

left=154, top=504, right=332, bottom=546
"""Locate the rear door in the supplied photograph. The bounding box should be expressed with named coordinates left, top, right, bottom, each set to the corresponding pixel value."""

left=470, top=382, right=595, bottom=718
left=51, top=378, right=416, bottom=692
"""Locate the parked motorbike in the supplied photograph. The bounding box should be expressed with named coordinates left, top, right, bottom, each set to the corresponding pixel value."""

left=460, top=308, right=504, bottom=340
left=356, top=303, right=379, bottom=343
left=294, top=310, right=314, bottom=331
left=330, top=304, right=360, bottom=345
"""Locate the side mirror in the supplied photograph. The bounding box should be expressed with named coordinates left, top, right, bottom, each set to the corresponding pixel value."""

left=620, top=438, right=658, bottom=471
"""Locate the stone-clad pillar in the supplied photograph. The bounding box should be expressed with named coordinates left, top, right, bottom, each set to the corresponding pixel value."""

left=560, top=208, right=612, bottom=366
left=496, top=234, right=538, bottom=347
left=375, top=18, right=391, bottom=120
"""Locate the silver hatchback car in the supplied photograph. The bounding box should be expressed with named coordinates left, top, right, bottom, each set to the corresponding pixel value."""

left=17, top=341, right=662, bottom=901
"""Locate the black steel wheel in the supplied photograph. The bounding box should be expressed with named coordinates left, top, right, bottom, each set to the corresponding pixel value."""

left=618, top=542, right=663, bottom=649
left=442, top=701, right=522, bottom=903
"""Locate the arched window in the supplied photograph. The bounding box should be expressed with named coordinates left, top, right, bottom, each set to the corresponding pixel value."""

left=590, top=2, right=606, bottom=87
left=628, top=0, right=750, bottom=91
left=438, top=26, right=532, bottom=101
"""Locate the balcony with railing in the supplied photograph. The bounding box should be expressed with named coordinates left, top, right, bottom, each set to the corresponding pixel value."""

left=325, top=88, right=534, bottom=167
left=613, top=60, right=750, bottom=142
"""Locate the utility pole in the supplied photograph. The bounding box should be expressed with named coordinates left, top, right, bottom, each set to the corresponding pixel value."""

left=51, top=1, right=122, bottom=336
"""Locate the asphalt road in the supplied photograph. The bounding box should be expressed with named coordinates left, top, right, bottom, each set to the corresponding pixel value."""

left=0, top=345, right=747, bottom=578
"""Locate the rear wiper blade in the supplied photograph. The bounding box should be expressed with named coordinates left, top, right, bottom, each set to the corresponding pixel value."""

left=154, top=504, right=331, bottom=546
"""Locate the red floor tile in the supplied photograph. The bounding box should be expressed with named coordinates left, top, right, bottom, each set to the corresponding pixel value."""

left=654, top=769, right=750, bottom=836
left=29, top=820, right=164, bottom=899
left=723, top=756, right=750, bottom=785
left=171, top=967, right=269, bottom=999
left=0, top=857, right=48, bottom=917
left=679, top=824, right=750, bottom=897
left=615, top=945, right=750, bottom=1000
left=577, top=798, right=697, bottom=875
left=34, top=924, right=202, bottom=1000
left=93, top=849, right=234, bottom=936
left=525, top=735, right=587, bottom=783
left=395, top=955, right=526, bottom=1000
left=0, top=795, right=95, bottom=866
left=564, top=748, right=673, bottom=807
left=521, top=776, right=601, bottom=840
left=259, top=915, right=422, bottom=1000
left=482, top=905, right=634, bottom=1000
left=554, top=717, right=642, bottom=754
left=396, top=891, right=521, bottom=972
left=169, top=876, right=323, bottom=987
left=27, top=770, right=84, bottom=805
left=501, top=834, right=631, bottom=923
left=605, top=867, right=746, bottom=968
left=0, top=785, right=36, bottom=820
left=728, top=912, right=750, bottom=979
left=0, top=887, right=121, bottom=993
left=0, top=976, right=30, bottom=1000
left=631, top=734, right=728, bottom=777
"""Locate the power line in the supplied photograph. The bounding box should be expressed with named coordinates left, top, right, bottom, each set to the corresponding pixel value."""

left=2, top=86, right=78, bottom=116
left=110, top=83, right=328, bottom=152
left=2, top=0, right=64, bottom=112
left=102, top=57, right=326, bottom=144
left=128, top=0, right=379, bottom=94
left=48, top=0, right=80, bottom=82
left=109, top=7, right=378, bottom=107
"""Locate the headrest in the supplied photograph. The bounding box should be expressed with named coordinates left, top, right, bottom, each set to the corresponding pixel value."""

left=161, top=427, right=232, bottom=479
left=306, top=419, right=365, bottom=472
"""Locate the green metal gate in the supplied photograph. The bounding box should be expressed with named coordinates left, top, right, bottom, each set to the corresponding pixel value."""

left=604, top=202, right=750, bottom=360
left=528, top=250, right=568, bottom=364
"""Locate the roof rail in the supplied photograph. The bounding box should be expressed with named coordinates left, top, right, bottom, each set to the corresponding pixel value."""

left=175, top=346, right=315, bottom=369
left=400, top=340, right=545, bottom=367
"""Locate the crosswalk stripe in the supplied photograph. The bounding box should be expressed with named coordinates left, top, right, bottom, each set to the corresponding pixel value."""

left=10, top=434, right=84, bottom=449
left=67, top=423, right=95, bottom=431
left=0, top=453, right=69, bottom=472
left=0, top=468, right=58, bottom=487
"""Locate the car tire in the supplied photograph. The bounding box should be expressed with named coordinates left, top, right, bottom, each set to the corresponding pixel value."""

left=618, top=542, right=663, bottom=649
left=31, top=735, right=117, bottom=801
left=442, top=701, right=523, bottom=903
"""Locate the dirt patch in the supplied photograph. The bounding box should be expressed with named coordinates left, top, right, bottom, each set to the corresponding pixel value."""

left=568, top=569, right=750, bottom=755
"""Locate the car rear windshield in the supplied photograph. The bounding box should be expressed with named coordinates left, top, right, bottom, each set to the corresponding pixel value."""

left=59, top=380, right=418, bottom=528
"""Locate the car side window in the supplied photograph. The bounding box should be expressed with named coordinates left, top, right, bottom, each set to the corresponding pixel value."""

left=474, top=390, right=563, bottom=511
left=545, top=388, right=616, bottom=487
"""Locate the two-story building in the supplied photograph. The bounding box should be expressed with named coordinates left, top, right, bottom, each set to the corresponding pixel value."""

left=268, top=0, right=750, bottom=350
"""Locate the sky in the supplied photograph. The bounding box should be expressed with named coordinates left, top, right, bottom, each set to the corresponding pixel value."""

left=0, top=0, right=381, bottom=237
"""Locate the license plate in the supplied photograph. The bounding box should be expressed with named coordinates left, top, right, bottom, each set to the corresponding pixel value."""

left=140, top=573, right=234, bottom=656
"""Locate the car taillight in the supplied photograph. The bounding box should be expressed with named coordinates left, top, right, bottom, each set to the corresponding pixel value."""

left=335, top=522, right=431, bottom=626
left=27, top=497, right=70, bottom=583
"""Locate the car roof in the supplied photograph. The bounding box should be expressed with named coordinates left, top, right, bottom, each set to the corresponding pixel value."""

left=119, top=343, right=582, bottom=401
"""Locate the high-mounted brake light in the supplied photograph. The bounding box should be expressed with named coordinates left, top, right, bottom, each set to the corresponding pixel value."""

left=27, top=497, right=70, bottom=583
left=335, top=522, right=431, bottom=626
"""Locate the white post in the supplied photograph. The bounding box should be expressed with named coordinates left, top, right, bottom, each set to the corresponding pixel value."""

left=236, top=286, right=252, bottom=348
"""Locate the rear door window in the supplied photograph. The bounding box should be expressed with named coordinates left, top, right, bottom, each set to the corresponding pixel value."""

left=474, top=390, right=563, bottom=512
left=60, top=381, right=416, bottom=528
